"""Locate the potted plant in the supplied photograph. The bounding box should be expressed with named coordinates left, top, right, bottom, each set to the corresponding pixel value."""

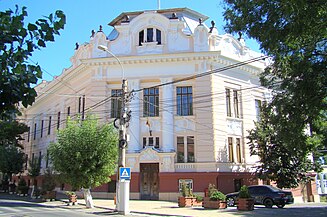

left=41, top=168, right=57, bottom=201
left=203, top=190, right=227, bottom=209
left=17, top=178, right=29, bottom=196
left=66, top=191, right=77, bottom=205
left=237, top=185, right=254, bottom=211
left=178, top=181, right=196, bottom=207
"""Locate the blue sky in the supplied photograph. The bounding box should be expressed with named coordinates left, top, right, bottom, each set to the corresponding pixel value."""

left=1, top=0, right=260, bottom=82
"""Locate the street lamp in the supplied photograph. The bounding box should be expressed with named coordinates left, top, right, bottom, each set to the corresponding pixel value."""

left=97, top=45, right=129, bottom=215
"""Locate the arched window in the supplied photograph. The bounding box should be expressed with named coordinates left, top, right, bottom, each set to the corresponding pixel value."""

left=138, top=28, right=162, bottom=46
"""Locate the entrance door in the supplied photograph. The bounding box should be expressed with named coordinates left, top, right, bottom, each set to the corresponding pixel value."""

left=140, top=163, right=159, bottom=200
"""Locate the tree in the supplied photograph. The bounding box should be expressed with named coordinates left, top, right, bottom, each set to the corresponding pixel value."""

left=28, top=156, right=41, bottom=198
left=0, top=5, right=65, bottom=114
left=0, top=119, right=29, bottom=148
left=48, top=115, right=118, bottom=208
left=0, top=145, right=26, bottom=180
left=224, top=0, right=327, bottom=188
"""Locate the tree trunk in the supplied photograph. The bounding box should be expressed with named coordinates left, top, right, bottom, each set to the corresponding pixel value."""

left=30, top=185, right=35, bottom=198
left=83, top=188, right=94, bottom=208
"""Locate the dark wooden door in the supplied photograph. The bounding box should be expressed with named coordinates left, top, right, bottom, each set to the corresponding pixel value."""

left=140, top=163, right=159, bottom=200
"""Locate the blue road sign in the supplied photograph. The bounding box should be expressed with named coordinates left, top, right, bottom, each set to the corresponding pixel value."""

left=119, top=167, right=131, bottom=180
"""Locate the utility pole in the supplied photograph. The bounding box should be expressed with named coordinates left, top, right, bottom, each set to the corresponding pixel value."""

left=116, top=79, right=130, bottom=215
left=97, top=45, right=130, bottom=215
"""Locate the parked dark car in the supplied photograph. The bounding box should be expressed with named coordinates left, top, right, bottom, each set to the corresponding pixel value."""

left=226, top=185, right=294, bottom=208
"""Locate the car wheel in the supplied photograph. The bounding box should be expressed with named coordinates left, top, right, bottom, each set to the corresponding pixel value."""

left=277, top=202, right=285, bottom=208
left=263, top=198, right=274, bottom=208
left=226, top=197, right=236, bottom=207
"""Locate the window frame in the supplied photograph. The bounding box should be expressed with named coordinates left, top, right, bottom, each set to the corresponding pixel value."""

left=177, top=86, right=193, bottom=116
left=143, top=87, right=159, bottom=117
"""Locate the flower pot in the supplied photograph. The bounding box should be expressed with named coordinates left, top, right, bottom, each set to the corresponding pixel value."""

left=69, top=195, right=77, bottom=205
left=178, top=196, right=196, bottom=207
left=203, top=197, right=221, bottom=209
left=237, top=198, right=254, bottom=211
left=219, top=201, right=227, bottom=209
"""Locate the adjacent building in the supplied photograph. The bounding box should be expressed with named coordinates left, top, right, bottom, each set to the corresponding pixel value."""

left=20, top=7, right=273, bottom=201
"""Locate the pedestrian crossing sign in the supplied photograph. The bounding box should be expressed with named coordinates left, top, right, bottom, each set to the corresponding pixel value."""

left=119, top=167, right=131, bottom=180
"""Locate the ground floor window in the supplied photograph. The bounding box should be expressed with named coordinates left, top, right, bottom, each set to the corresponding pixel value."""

left=178, top=179, right=193, bottom=192
left=108, top=180, right=116, bottom=193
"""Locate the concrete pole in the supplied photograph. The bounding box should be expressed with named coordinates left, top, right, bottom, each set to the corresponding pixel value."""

left=116, top=79, right=130, bottom=215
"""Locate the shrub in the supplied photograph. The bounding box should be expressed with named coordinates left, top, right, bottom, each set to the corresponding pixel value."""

left=238, top=185, right=251, bottom=198
left=195, top=194, right=203, bottom=202
left=180, top=181, right=193, bottom=197
left=41, top=168, right=56, bottom=192
left=208, top=183, right=218, bottom=197
left=210, top=191, right=226, bottom=201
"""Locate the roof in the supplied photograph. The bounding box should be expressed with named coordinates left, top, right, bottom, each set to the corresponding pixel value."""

left=108, top=7, right=209, bottom=26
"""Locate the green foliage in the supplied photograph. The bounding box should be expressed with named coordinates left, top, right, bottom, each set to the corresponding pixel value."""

left=238, top=185, right=250, bottom=199
left=41, top=168, right=56, bottom=192
left=224, top=0, right=327, bottom=188
left=208, top=183, right=218, bottom=198
left=28, top=156, right=41, bottom=179
left=65, top=191, right=76, bottom=196
left=0, top=5, right=65, bottom=114
left=210, top=191, right=226, bottom=201
left=195, top=194, right=203, bottom=202
left=0, top=145, right=25, bottom=178
left=0, top=120, right=29, bottom=148
left=17, top=178, right=29, bottom=194
left=180, top=181, right=193, bottom=197
left=48, top=115, right=119, bottom=190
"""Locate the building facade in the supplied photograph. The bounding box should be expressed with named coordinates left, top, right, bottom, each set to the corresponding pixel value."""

left=20, top=8, right=271, bottom=201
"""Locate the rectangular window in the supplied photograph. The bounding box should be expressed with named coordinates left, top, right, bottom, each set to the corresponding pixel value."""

left=236, top=138, right=241, bottom=163
left=143, top=87, right=159, bottom=117
left=228, top=137, right=234, bottom=162
left=149, top=137, right=154, bottom=146
left=143, top=137, right=160, bottom=149
left=233, top=90, right=240, bottom=118
left=33, top=123, right=37, bottom=140
left=40, top=120, right=44, bottom=138
left=156, top=29, right=161, bottom=44
left=187, top=136, right=195, bottom=163
left=143, top=137, right=147, bottom=148
left=178, top=179, right=193, bottom=192
left=48, top=116, right=52, bottom=135
left=57, top=112, right=60, bottom=129
left=177, top=137, right=184, bottom=163
left=255, top=99, right=262, bottom=121
left=111, top=89, right=122, bottom=118
left=226, top=89, right=231, bottom=117
left=147, top=28, right=153, bottom=42
left=67, top=106, right=71, bottom=117
left=38, top=151, right=42, bottom=168
left=27, top=127, right=30, bottom=142
left=46, top=151, right=49, bottom=168
left=139, top=30, right=144, bottom=46
left=78, top=97, right=82, bottom=113
left=155, top=137, right=160, bottom=149
left=82, top=95, right=85, bottom=120
left=177, top=86, right=193, bottom=116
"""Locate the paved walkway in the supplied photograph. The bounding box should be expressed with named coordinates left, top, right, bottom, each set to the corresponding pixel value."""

left=73, top=198, right=327, bottom=217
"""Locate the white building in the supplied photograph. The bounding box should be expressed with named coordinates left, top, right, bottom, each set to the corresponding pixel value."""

left=20, top=8, right=270, bottom=201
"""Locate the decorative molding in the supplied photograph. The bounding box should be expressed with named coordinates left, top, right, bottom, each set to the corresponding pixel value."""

left=139, top=147, right=160, bottom=162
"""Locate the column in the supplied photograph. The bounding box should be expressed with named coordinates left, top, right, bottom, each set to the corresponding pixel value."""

left=127, top=79, right=140, bottom=152
left=161, top=78, right=174, bottom=152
